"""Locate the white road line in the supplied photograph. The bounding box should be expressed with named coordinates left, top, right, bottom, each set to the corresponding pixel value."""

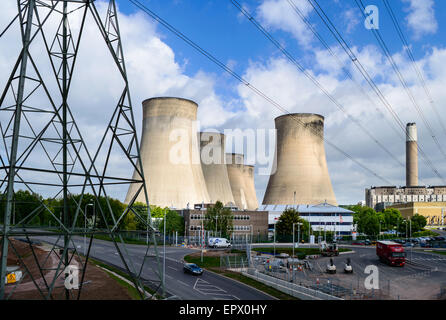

left=177, top=280, right=189, bottom=287
left=195, top=288, right=227, bottom=293
left=168, top=266, right=179, bottom=271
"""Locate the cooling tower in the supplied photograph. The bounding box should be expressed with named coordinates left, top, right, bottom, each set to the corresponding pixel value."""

left=199, top=132, right=235, bottom=206
left=262, top=113, right=337, bottom=206
left=125, top=97, right=210, bottom=208
left=241, top=165, right=259, bottom=210
left=406, top=122, right=418, bottom=187
left=226, top=153, right=248, bottom=210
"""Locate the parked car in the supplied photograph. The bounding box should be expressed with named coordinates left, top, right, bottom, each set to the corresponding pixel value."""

left=183, top=263, right=203, bottom=275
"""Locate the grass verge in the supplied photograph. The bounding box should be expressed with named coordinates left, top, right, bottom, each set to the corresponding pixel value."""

left=88, top=257, right=163, bottom=300
left=431, top=251, right=446, bottom=256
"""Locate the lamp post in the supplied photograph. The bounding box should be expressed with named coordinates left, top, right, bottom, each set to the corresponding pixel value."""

left=84, top=202, right=93, bottom=256
left=214, top=214, right=218, bottom=236
left=293, top=222, right=302, bottom=258
left=273, top=217, right=277, bottom=256
left=163, top=207, right=167, bottom=297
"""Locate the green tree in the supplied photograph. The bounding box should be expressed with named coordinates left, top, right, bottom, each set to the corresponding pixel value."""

left=355, top=207, right=380, bottom=236
left=410, top=214, right=427, bottom=233
left=203, top=201, right=233, bottom=238
left=275, top=208, right=309, bottom=242
left=382, top=208, right=403, bottom=231
left=159, top=209, right=184, bottom=236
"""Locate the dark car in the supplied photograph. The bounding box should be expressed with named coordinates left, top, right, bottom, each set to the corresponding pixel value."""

left=183, top=263, right=203, bottom=275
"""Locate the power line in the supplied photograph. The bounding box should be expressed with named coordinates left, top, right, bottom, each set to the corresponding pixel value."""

left=232, top=0, right=404, bottom=168
left=285, top=0, right=404, bottom=141
left=306, top=0, right=445, bottom=184
left=382, top=0, right=446, bottom=138
left=128, top=0, right=393, bottom=185
left=352, top=0, right=446, bottom=163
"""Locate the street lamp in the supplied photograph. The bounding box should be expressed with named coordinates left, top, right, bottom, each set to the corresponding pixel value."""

left=84, top=202, right=94, bottom=256
left=163, top=207, right=167, bottom=297
left=293, top=222, right=302, bottom=258
left=214, top=214, right=218, bottom=236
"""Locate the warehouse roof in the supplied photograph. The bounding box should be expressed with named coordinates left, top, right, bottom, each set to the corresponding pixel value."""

left=260, top=202, right=354, bottom=214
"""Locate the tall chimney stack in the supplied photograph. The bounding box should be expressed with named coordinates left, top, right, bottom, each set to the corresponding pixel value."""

left=406, top=122, right=418, bottom=187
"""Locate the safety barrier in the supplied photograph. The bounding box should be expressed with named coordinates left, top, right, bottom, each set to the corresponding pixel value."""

left=241, top=268, right=343, bottom=300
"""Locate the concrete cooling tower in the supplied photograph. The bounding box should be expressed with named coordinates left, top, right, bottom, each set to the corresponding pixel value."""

left=125, top=97, right=210, bottom=208
left=262, top=113, right=337, bottom=206
left=226, top=153, right=258, bottom=210
left=199, top=132, right=235, bottom=206
left=242, top=165, right=258, bottom=210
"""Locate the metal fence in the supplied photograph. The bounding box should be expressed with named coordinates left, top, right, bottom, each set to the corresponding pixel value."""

left=242, top=268, right=342, bottom=300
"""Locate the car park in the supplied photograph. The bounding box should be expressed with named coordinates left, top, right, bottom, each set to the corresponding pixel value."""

left=183, top=263, right=203, bottom=275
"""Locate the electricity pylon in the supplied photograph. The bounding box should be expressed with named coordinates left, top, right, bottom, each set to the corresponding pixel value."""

left=0, top=0, right=162, bottom=300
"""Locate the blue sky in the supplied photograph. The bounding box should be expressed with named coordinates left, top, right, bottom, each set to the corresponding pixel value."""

left=115, top=0, right=445, bottom=91
left=2, top=0, right=445, bottom=205
left=107, top=0, right=446, bottom=204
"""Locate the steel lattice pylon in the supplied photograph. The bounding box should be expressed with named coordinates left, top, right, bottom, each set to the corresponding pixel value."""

left=0, top=0, right=163, bottom=300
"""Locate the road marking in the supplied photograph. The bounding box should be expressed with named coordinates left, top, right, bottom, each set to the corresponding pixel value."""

left=168, top=266, right=179, bottom=271
left=177, top=280, right=189, bottom=287
left=193, top=278, right=239, bottom=300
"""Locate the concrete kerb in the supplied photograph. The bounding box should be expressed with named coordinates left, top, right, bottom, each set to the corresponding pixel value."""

left=202, top=267, right=278, bottom=300
left=97, top=265, right=155, bottom=300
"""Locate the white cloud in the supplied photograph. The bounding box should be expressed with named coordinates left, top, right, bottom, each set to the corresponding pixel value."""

left=402, top=0, right=438, bottom=39
left=0, top=1, right=234, bottom=200
left=233, top=45, right=446, bottom=204
left=256, top=0, right=314, bottom=48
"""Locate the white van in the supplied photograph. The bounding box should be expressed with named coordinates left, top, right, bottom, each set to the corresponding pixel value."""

left=210, top=238, right=231, bottom=248
left=208, top=237, right=217, bottom=247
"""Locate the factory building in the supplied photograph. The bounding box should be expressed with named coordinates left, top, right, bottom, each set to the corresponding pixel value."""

left=180, top=207, right=268, bottom=241
left=260, top=203, right=354, bottom=236
left=388, top=202, right=446, bottom=226
left=365, top=123, right=446, bottom=225
left=365, top=186, right=446, bottom=210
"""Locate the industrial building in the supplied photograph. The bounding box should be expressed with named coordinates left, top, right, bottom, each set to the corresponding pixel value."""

left=262, top=113, right=337, bottom=206
left=365, top=123, right=446, bottom=224
left=388, top=202, right=446, bottom=226
left=365, top=185, right=446, bottom=210
left=260, top=203, right=354, bottom=236
left=179, top=207, right=268, bottom=241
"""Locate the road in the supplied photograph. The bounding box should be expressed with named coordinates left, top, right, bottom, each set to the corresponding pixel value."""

left=28, top=234, right=274, bottom=300
left=251, top=242, right=446, bottom=299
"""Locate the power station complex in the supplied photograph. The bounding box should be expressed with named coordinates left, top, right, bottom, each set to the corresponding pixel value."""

left=125, top=98, right=354, bottom=238
left=366, top=123, right=446, bottom=225
left=125, top=96, right=445, bottom=234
